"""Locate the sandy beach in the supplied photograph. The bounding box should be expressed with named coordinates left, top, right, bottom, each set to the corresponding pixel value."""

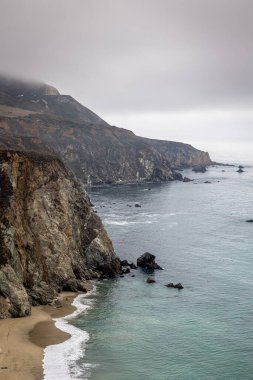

left=0, top=292, right=77, bottom=380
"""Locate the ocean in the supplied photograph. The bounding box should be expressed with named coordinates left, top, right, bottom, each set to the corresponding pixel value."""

left=43, top=152, right=253, bottom=379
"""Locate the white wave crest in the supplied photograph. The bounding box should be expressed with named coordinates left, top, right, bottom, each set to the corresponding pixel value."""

left=43, top=288, right=97, bottom=380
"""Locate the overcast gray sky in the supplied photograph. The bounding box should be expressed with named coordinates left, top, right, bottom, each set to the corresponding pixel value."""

left=1, top=0, right=253, bottom=160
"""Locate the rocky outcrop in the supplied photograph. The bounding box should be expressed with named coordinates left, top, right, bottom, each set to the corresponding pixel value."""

left=165, top=283, right=184, bottom=289
left=0, top=76, right=213, bottom=186
left=137, top=252, right=163, bottom=270
left=0, top=149, right=120, bottom=318
left=192, top=165, right=207, bottom=173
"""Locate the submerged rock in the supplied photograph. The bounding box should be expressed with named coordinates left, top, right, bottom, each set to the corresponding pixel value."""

left=137, top=252, right=163, bottom=270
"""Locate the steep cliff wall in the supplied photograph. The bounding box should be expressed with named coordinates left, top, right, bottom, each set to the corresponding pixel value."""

left=145, top=139, right=212, bottom=168
left=0, top=117, right=177, bottom=185
left=0, top=149, right=120, bottom=318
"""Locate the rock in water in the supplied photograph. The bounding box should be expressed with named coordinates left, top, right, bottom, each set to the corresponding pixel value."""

left=246, top=219, right=253, bottom=223
left=174, top=283, right=184, bottom=289
left=192, top=166, right=207, bottom=173
left=165, top=282, right=184, bottom=289
left=146, top=277, right=156, bottom=284
left=137, top=252, right=163, bottom=270
left=120, top=260, right=130, bottom=267
left=0, top=149, right=121, bottom=318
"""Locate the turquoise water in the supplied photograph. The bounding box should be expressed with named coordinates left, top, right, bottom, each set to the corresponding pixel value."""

left=71, top=165, right=253, bottom=380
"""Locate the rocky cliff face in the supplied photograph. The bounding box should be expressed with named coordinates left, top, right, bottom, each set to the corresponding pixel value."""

left=144, top=139, right=212, bottom=168
left=0, top=149, right=120, bottom=318
left=0, top=76, right=213, bottom=185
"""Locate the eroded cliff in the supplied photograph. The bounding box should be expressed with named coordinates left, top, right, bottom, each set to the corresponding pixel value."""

left=0, top=149, right=120, bottom=318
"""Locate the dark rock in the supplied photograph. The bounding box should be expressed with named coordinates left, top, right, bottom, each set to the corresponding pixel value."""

left=137, top=252, right=163, bottom=270
left=238, top=165, right=244, bottom=169
left=192, top=166, right=207, bottom=173
left=120, top=260, right=137, bottom=269
left=146, top=277, right=156, bottom=284
left=135, top=203, right=141, bottom=208
left=183, top=177, right=192, bottom=182
left=131, top=275, right=135, bottom=277
left=120, top=275, right=125, bottom=278
left=174, top=283, right=184, bottom=289
left=237, top=168, right=244, bottom=173
left=120, top=260, right=130, bottom=267
left=204, top=181, right=211, bottom=184
left=165, top=282, right=184, bottom=289
left=246, top=219, right=253, bottom=223
left=165, top=283, right=174, bottom=288
left=173, top=172, right=183, bottom=181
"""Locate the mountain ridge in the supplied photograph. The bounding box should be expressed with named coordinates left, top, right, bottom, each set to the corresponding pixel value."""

left=0, top=76, right=212, bottom=185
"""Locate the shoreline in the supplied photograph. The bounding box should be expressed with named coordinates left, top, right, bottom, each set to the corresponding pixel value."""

left=0, top=292, right=78, bottom=380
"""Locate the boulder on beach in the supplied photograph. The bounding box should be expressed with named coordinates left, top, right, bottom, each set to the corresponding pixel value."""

left=137, top=252, right=163, bottom=270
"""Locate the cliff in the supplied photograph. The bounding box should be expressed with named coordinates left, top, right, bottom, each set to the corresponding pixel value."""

left=0, top=76, right=213, bottom=185
left=0, top=148, right=120, bottom=318
left=144, top=139, right=211, bottom=168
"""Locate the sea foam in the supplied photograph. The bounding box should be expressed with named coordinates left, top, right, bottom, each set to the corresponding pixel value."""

left=43, top=288, right=97, bottom=380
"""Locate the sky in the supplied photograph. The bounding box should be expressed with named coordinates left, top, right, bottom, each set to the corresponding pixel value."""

left=1, top=0, right=253, bottom=161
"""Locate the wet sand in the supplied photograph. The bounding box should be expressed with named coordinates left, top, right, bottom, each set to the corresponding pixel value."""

left=0, top=292, right=77, bottom=380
